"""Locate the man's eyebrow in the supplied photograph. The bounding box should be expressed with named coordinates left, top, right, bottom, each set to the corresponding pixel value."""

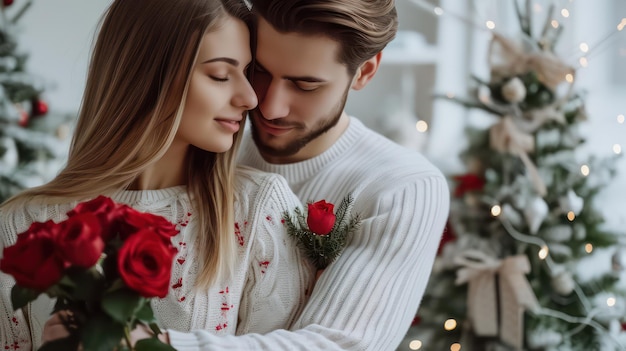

left=255, top=61, right=327, bottom=83
left=202, top=57, right=240, bottom=66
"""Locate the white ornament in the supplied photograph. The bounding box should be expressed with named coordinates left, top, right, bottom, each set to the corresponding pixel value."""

left=0, top=137, right=18, bottom=175
left=559, top=190, right=584, bottom=216
left=527, top=329, right=563, bottom=348
left=535, top=128, right=561, bottom=149
left=551, top=270, right=575, bottom=295
left=524, top=196, right=549, bottom=234
left=501, top=77, right=527, bottom=104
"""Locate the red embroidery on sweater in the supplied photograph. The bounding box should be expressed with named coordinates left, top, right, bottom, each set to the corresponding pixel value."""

left=219, top=286, right=229, bottom=294
left=265, top=215, right=273, bottom=224
left=172, top=278, right=182, bottom=289
left=234, top=222, right=244, bottom=246
left=177, top=258, right=186, bottom=265
left=281, top=218, right=285, bottom=224
left=215, top=323, right=228, bottom=331
left=11, top=317, right=18, bottom=325
left=259, top=261, right=270, bottom=274
left=178, top=296, right=186, bottom=302
left=187, top=212, right=192, bottom=217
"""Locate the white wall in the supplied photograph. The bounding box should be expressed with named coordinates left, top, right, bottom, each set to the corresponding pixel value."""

left=16, top=0, right=112, bottom=114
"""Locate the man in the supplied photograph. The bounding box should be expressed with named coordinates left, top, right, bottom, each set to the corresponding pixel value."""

left=167, top=0, right=450, bottom=350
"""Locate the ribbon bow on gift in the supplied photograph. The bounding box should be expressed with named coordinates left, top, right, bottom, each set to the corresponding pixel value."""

left=455, top=250, right=539, bottom=350
left=489, top=33, right=575, bottom=90
left=489, top=116, right=547, bottom=196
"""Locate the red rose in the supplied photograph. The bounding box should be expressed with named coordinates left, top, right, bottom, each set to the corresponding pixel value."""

left=306, top=200, right=336, bottom=236
left=56, top=213, right=105, bottom=268
left=117, top=229, right=177, bottom=298
left=0, top=221, right=67, bottom=291
left=115, top=206, right=179, bottom=242
left=68, top=196, right=125, bottom=240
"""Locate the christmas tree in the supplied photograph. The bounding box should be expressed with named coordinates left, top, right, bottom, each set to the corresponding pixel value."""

left=0, top=0, right=72, bottom=203
left=406, top=1, right=626, bottom=350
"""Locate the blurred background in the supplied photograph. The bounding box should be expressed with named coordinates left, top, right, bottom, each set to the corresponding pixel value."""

left=1, top=0, right=624, bottom=350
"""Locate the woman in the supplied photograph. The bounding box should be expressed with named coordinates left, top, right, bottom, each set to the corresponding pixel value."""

left=0, top=0, right=313, bottom=349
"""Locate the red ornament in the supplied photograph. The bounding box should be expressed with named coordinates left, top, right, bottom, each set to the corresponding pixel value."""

left=32, top=99, right=49, bottom=117
left=3, top=0, right=14, bottom=7
left=621, top=322, right=626, bottom=331
left=411, top=315, right=421, bottom=326
left=437, top=221, right=457, bottom=255
left=452, top=173, right=486, bottom=198
left=18, top=110, right=29, bottom=127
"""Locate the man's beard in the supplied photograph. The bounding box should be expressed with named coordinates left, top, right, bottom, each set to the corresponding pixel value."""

left=250, top=86, right=349, bottom=159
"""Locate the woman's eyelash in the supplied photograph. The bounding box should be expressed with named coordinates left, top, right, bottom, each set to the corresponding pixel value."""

left=210, top=75, right=228, bottom=82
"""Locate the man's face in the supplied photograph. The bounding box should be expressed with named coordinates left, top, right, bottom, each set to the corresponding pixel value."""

left=249, top=18, right=353, bottom=163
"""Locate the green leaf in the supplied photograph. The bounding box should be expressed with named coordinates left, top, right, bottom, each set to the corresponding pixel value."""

left=101, top=289, right=143, bottom=324
left=135, top=301, right=156, bottom=324
left=10, top=285, right=39, bottom=311
left=81, top=312, right=125, bottom=351
left=65, top=267, right=105, bottom=301
left=135, top=337, right=177, bottom=351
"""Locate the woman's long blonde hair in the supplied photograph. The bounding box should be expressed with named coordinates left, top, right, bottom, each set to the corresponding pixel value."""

left=2, top=0, right=253, bottom=288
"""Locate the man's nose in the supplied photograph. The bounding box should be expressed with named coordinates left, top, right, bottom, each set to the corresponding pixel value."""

left=258, top=80, right=289, bottom=120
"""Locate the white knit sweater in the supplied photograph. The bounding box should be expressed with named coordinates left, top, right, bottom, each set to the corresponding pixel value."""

left=166, top=117, right=450, bottom=350
left=0, top=167, right=314, bottom=350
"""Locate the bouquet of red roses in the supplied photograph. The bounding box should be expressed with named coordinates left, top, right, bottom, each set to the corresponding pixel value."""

left=0, top=196, right=178, bottom=351
left=282, top=194, right=360, bottom=269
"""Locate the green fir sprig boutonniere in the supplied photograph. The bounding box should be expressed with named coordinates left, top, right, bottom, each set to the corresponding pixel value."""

left=283, top=194, right=360, bottom=269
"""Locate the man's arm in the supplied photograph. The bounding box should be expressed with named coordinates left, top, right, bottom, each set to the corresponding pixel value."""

left=168, top=175, right=449, bottom=350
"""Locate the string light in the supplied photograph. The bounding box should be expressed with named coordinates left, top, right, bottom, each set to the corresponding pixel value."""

left=434, top=7, right=444, bottom=16
left=450, top=343, right=462, bottom=351
left=533, top=3, right=542, bottom=12
left=579, top=57, right=588, bottom=67
left=565, top=73, right=574, bottom=83
left=551, top=20, right=559, bottom=29
left=607, top=297, right=616, bottom=307
left=446, top=92, right=455, bottom=99
left=618, top=18, right=626, bottom=31
left=486, top=21, right=496, bottom=30
left=561, top=9, right=570, bottom=18
left=613, top=144, right=622, bottom=154
left=538, top=246, right=549, bottom=259
left=444, top=318, right=458, bottom=331
left=580, top=165, right=590, bottom=176
left=491, top=205, right=502, bottom=216
left=585, top=243, right=593, bottom=253
left=409, top=340, right=423, bottom=350
left=618, top=114, right=625, bottom=124
left=416, top=120, right=429, bottom=133
left=579, top=42, right=589, bottom=52
left=567, top=211, right=576, bottom=221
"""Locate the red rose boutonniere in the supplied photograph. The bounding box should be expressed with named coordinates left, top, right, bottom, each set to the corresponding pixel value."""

left=0, top=196, right=178, bottom=351
left=283, top=194, right=360, bottom=269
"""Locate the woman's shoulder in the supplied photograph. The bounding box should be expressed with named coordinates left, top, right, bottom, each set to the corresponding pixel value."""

left=234, top=165, right=291, bottom=194
left=0, top=200, right=74, bottom=249
left=233, top=166, right=300, bottom=215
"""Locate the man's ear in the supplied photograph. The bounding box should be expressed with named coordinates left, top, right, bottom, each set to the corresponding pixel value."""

left=351, top=52, right=382, bottom=91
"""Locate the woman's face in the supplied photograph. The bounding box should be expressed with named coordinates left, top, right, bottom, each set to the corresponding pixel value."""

left=176, top=15, right=257, bottom=153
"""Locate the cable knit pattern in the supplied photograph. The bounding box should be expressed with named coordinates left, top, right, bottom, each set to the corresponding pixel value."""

left=166, top=117, right=450, bottom=350
left=0, top=167, right=314, bottom=350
